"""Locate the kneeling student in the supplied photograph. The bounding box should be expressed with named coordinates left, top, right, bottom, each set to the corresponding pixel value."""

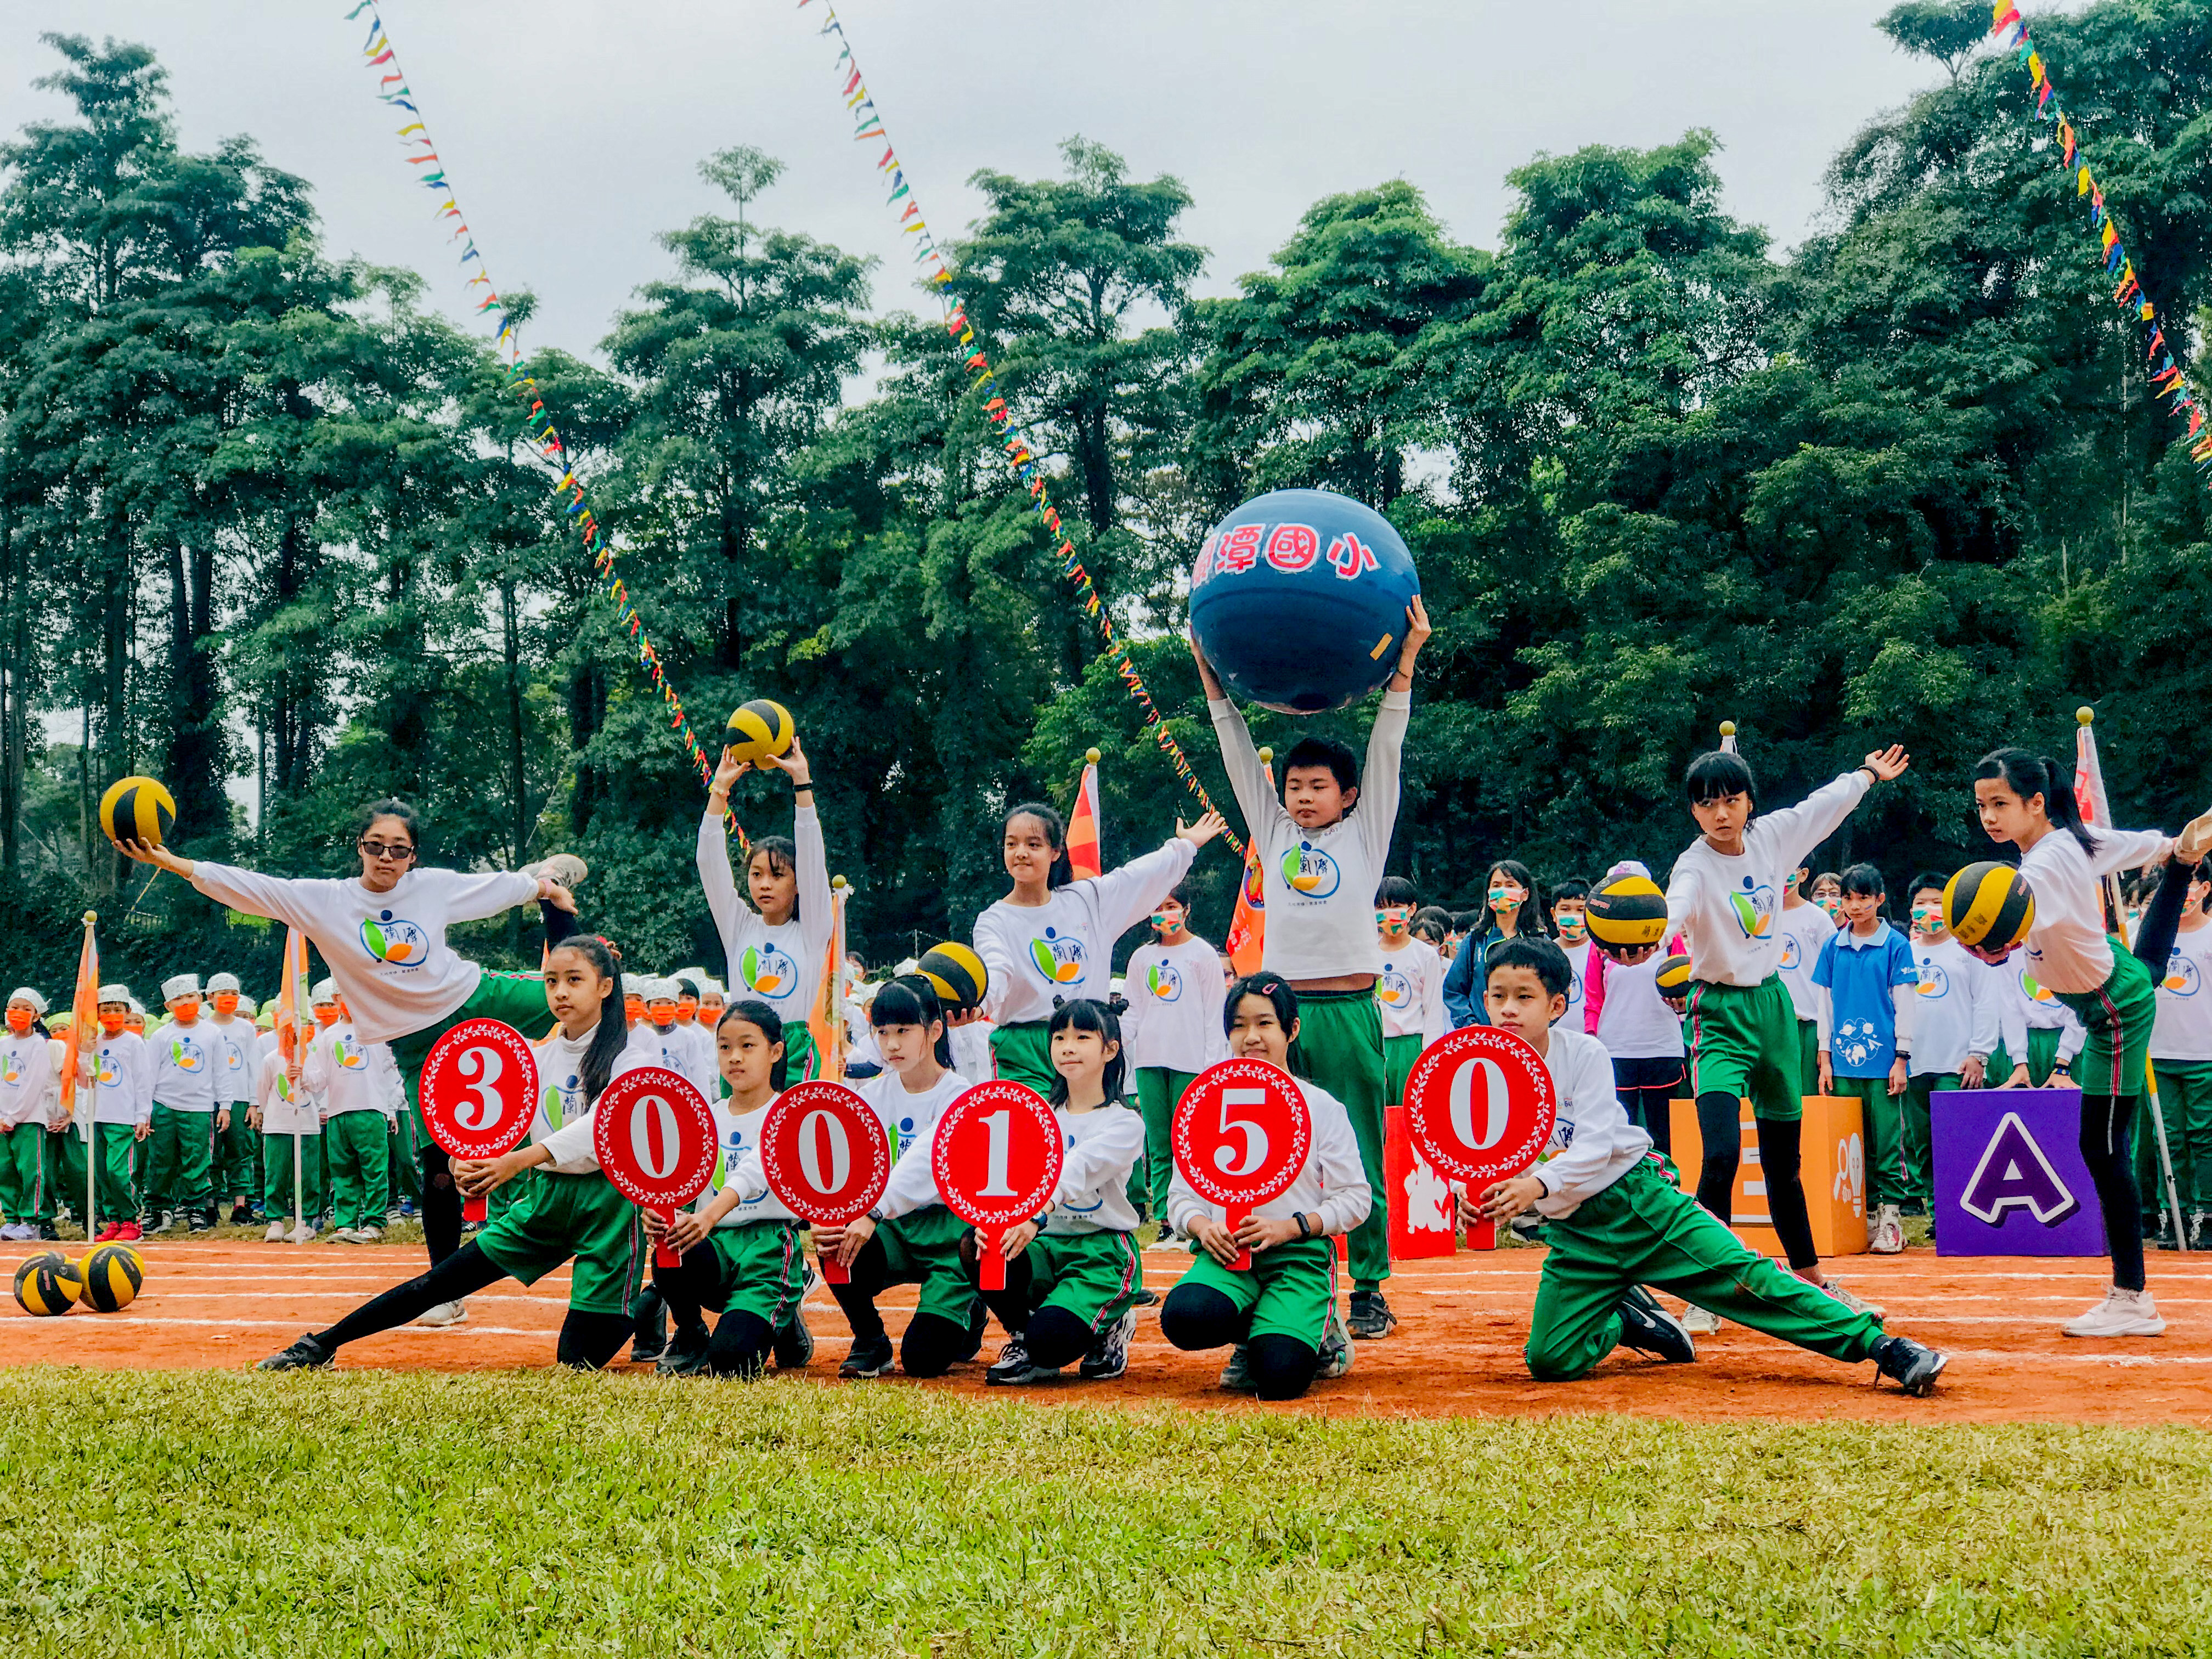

left=1159, top=976, right=1369, bottom=1401
left=975, top=997, right=1148, bottom=1386
left=1463, top=937, right=1948, bottom=1396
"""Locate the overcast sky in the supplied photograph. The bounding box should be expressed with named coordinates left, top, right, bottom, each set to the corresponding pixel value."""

left=3, top=1, right=1955, bottom=359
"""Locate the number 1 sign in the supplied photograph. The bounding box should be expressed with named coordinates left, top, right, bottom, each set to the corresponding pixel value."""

left=1401, top=1027, right=1556, bottom=1193
left=419, top=1019, right=539, bottom=1223
left=932, top=1081, right=1063, bottom=1290
left=759, top=1081, right=893, bottom=1284
left=1172, top=1060, right=1311, bottom=1271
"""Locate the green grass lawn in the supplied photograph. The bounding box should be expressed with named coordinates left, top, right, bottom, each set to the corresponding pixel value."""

left=4, top=1372, right=2210, bottom=1657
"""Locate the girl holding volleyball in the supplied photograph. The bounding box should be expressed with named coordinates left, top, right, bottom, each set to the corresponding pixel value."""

left=971, top=803, right=1226, bottom=1093
left=698, top=737, right=833, bottom=1082
left=1956, top=751, right=2211, bottom=1337
left=259, top=934, right=650, bottom=1372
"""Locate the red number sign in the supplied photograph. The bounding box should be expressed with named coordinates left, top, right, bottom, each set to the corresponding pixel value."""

left=592, top=1067, right=719, bottom=1268
left=1172, top=1059, right=1312, bottom=1271
left=1401, top=1027, right=1557, bottom=1192
left=760, top=1080, right=892, bottom=1284
left=932, top=1081, right=1063, bottom=1290
left=419, top=1019, right=539, bottom=1223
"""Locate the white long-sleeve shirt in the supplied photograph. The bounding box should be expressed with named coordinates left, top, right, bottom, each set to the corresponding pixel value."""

left=1042, top=1103, right=1147, bottom=1235
left=304, top=1023, right=400, bottom=1119
left=147, top=1019, right=219, bottom=1112
left=697, top=804, right=833, bottom=1035
left=255, top=1047, right=319, bottom=1138
left=91, top=1030, right=151, bottom=1128
left=1377, top=936, right=1448, bottom=1046
left=188, top=862, right=540, bottom=1043
left=1209, top=690, right=1409, bottom=980
left=634, top=1022, right=718, bottom=1104
left=1906, top=936, right=2002, bottom=1076
left=853, top=1068, right=971, bottom=1162
left=1775, top=900, right=1838, bottom=1022
left=972, top=838, right=1197, bottom=1026
left=208, top=1014, right=259, bottom=1106
left=535, top=1032, right=658, bottom=1175
left=716, top=1098, right=804, bottom=1227
left=1664, top=772, right=1871, bottom=988
left=0, top=1031, right=55, bottom=1129
left=2018, top=826, right=2169, bottom=996
left=1121, top=936, right=1228, bottom=1074
left=1527, top=1026, right=1657, bottom=1221
left=2152, top=924, right=2212, bottom=1063
left=1166, top=1075, right=1373, bottom=1239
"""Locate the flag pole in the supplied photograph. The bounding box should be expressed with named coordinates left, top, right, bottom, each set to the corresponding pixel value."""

left=60, top=911, right=99, bottom=1243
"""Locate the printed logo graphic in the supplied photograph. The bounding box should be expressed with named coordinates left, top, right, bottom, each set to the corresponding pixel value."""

left=1061, top=1128, right=1107, bottom=1213
left=335, top=1039, right=366, bottom=1070
left=169, top=1035, right=206, bottom=1072
left=1831, top=1131, right=1866, bottom=1219
left=1833, top=1018, right=1882, bottom=1071
left=360, top=911, right=429, bottom=965
left=1402, top=1158, right=1452, bottom=1234
left=1915, top=959, right=1951, bottom=1000
left=1727, top=878, right=1776, bottom=940
left=1779, top=935, right=1803, bottom=972
left=97, top=1055, right=123, bottom=1089
left=740, top=943, right=799, bottom=997
left=1959, top=1111, right=2081, bottom=1226
left=1, top=1056, right=18, bottom=1086
left=1565, top=967, right=1584, bottom=1008
left=1146, top=961, right=1184, bottom=1002
left=1027, top=928, right=1086, bottom=984
left=1279, top=842, right=1341, bottom=899
left=1378, top=967, right=1413, bottom=1010
left=893, top=1113, right=922, bottom=1157
left=1241, top=859, right=1266, bottom=912
left=2021, top=968, right=2055, bottom=1004
left=2165, top=952, right=2201, bottom=996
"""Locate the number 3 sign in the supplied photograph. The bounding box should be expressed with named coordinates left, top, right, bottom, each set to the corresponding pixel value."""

left=1401, top=1026, right=1556, bottom=1192
left=420, top=1019, right=539, bottom=1223
left=933, top=1081, right=1063, bottom=1290
left=1173, top=1060, right=1311, bottom=1271
left=760, top=1081, right=892, bottom=1284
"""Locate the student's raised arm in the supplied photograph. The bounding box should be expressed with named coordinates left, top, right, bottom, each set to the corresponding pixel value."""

left=1762, top=747, right=1906, bottom=873
left=697, top=746, right=755, bottom=963
left=1193, top=630, right=1279, bottom=841
left=421, top=867, right=550, bottom=924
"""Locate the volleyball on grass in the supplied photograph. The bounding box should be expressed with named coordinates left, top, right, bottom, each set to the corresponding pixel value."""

left=724, top=700, right=796, bottom=766
left=99, top=775, right=177, bottom=848
left=76, top=1244, right=145, bottom=1313
left=1944, top=862, right=2035, bottom=952
left=1188, top=488, right=1420, bottom=715
left=1586, top=873, right=1671, bottom=951
left=915, top=942, right=989, bottom=1014
left=13, top=1251, right=80, bottom=1317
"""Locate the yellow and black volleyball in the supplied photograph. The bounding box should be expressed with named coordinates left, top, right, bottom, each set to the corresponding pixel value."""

left=915, top=942, right=989, bottom=1014
left=99, top=775, right=177, bottom=848
left=1654, top=952, right=1695, bottom=999
left=1586, top=873, right=1671, bottom=951
left=724, top=700, right=795, bottom=766
left=76, top=1244, right=144, bottom=1313
left=1945, top=862, right=2035, bottom=951
left=13, top=1251, right=80, bottom=1318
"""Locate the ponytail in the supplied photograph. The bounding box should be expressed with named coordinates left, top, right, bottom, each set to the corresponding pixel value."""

left=548, top=935, right=629, bottom=1107
left=1976, top=748, right=2097, bottom=854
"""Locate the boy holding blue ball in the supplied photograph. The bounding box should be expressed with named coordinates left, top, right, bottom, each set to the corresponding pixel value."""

left=1189, top=595, right=1429, bottom=1340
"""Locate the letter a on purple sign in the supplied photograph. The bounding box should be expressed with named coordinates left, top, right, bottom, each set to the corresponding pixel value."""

left=1959, top=1111, right=2081, bottom=1227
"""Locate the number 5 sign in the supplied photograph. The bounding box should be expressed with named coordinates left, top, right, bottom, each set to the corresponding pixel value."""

left=933, top=1081, right=1063, bottom=1290
left=1173, top=1060, right=1311, bottom=1271
left=420, top=1019, right=539, bottom=1223
left=1401, top=1027, right=1556, bottom=1192
left=593, top=1068, right=719, bottom=1269
left=760, top=1081, right=892, bottom=1284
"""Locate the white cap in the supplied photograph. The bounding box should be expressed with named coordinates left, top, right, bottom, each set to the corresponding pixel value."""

left=233, top=995, right=258, bottom=1017
left=8, top=988, right=48, bottom=1016
left=162, top=973, right=201, bottom=1003
left=696, top=978, right=726, bottom=1000
left=644, top=977, right=679, bottom=1003
left=1604, top=860, right=1654, bottom=882
left=206, top=972, right=242, bottom=995
left=127, top=997, right=145, bottom=1015
left=98, top=983, right=131, bottom=1004
left=311, top=978, right=339, bottom=1005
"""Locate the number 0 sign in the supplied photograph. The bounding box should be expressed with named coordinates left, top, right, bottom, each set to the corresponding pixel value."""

left=592, top=1067, right=719, bottom=1268
left=932, top=1081, right=1063, bottom=1290
left=419, top=1019, right=539, bottom=1223
left=760, top=1081, right=892, bottom=1284
left=1401, top=1026, right=1557, bottom=1192
left=1172, top=1060, right=1311, bottom=1271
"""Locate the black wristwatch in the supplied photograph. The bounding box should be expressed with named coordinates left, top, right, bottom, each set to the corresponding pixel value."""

left=1293, top=1211, right=1312, bottom=1239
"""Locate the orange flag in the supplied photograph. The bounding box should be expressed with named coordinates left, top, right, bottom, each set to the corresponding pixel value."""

left=1224, top=752, right=1272, bottom=974
left=58, top=911, right=98, bottom=1124
left=1066, top=755, right=1102, bottom=881
left=806, top=878, right=850, bottom=1084
left=275, top=927, right=312, bottom=1065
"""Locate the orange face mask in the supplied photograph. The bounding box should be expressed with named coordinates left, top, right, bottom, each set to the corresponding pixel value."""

left=624, top=995, right=645, bottom=1025
left=170, top=999, right=201, bottom=1023
left=5, top=1007, right=32, bottom=1035
left=98, top=1009, right=128, bottom=1035
left=213, top=992, right=240, bottom=1015
left=313, top=1005, right=341, bottom=1028
left=675, top=998, right=698, bottom=1024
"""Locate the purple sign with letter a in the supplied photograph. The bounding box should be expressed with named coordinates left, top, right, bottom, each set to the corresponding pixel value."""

left=1932, top=1087, right=2107, bottom=1256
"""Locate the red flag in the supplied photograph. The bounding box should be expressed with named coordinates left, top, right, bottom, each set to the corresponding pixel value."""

left=1066, top=759, right=1102, bottom=882
left=58, top=912, right=98, bottom=1123
left=1224, top=754, right=1273, bottom=974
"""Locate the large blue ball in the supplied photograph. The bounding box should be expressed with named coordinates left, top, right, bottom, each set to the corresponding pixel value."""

left=1188, top=489, right=1419, bottom=715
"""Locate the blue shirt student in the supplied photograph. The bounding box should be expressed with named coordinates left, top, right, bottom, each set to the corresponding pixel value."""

left=1812, top=922, right=1918, bottom=1078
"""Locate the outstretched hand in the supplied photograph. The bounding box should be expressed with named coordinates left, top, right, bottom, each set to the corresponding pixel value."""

left=1177, top=811, right=1229, bottom=851
left=1392, top=595, right=1433, bottom=685
left=758, top=735, right=813, bottom=790
left=1186, top=626, right=1226, bottom=702
left=113, top=837, right=193, bottom=879
left=1863, top=744, right=1910, bottom=783
left=710, top=746, right=752, bottom=799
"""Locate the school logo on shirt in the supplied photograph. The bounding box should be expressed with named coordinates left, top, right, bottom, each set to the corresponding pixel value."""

left=1060, top=1127, right=1106, bottom=1213
left=97, top=1054, right=125, bottom=1090
left=1565, top=968, right=1584, bottom=1009
left=1915, top=959, right=1951, bottom=1000
left=0, top=1055, right=19, bottom=1086
left=1728, top=878, right=1776, bottom=940
left=2165, top=953, right=2202, bottom=997
left=1377, top=966, right=1413, bottom=1010
left=169, top=1035, right=206, bottom=1071
left=2020, top=968, right=2056, bottom=1004
left=891, top=1112, right=923, bottom=1157
left=1027, top=928, right=1086, bottom=984
left=1240, top=860, right=1267, bottom=912
left=1279, top=843, right=1341, bottom=899
left=740, top=944, right=799, bottom=997
left=360, top=911, right=429, bottom=966
left=333, top=1038, right=366, bottom=1070
left=222, top=1040, right=247, bottom=1073
left=1779, top=935, right=1803, bottom=972
left=1146, top=961, right=1185, bottom=1002
left=1834, top=1018, right=1882, bottom=1070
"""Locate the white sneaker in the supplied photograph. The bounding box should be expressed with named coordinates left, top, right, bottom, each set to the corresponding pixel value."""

left=1682, top=1305, right=1722, bottom=1335
left=287, top=1223, right=317, bottom=1243
left=329, top=1227, right=368, bottom=1244
left=355, top=1224, right=383, bottom=1244
left=1317, top=1308, right=1355, bottom=1379
left=415, top=1300, right=469, bottom=1328
left=262, top=1221, right=287, bottom=1243
left=0, top=1222, right=30, bottom=1242
left=2063, top=1285, right=2166, bottom=1337
left=1820, top=1279, right=1884, bottom=1322
left=1869, top=1205, right=1906, bottom=1255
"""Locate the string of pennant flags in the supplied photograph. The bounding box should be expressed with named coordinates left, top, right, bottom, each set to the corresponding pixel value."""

left=798, top=0, right=1241, bottom=851
left=1991, top=2, right=2212, bottom=475
left=343, top=2, right=746, bottom=848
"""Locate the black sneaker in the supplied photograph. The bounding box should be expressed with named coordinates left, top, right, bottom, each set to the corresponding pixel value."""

left=229, top=1201, right=253, bottom=1226
left=654, top=1321, right=711, bottom=1377
left=1615, top=1285, right=1697, bottom=1363
left=986, top=1333, right=1052, bottom=1386
left=257, top=1334, right=335, bottom=1372
left=772, top=1302, right=815, bottom=1370
left=1873, top=1335, right=1948, bottom=1397
left=1346, top=1289, right=1397, bottom=1340
left=36, top=1224, right=60, bottom=1242
left=629, top=1285, right=668, bottom=1364
left=189, top=1209, right=217, bottom=1234
left=149, top=1210, right=177, bottom=1235
left=838, top=1332, right=896, bottom=1379
left=1079, top=1310, right=1137, bottom=1381
left=1128, top=1285, right=1161, bottom=1308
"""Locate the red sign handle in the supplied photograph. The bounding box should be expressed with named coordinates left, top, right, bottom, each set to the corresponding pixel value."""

left=1224, top=1203, right=1252, bottom=1272
left=977, top=1228, right=1009, bottom=1291
left=462, top=1192, right=487, bottom=1225
left=819, top=1251, right=851, bottom=1285
left=652, top=1205, right=679, bottom=1269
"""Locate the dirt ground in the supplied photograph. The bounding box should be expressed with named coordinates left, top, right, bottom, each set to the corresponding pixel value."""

left=8, top=1239, right=2210, bottom=1424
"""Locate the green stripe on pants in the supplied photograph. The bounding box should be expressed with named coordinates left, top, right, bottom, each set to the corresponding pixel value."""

left=1286, top=989, right=1389, bottom=1286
